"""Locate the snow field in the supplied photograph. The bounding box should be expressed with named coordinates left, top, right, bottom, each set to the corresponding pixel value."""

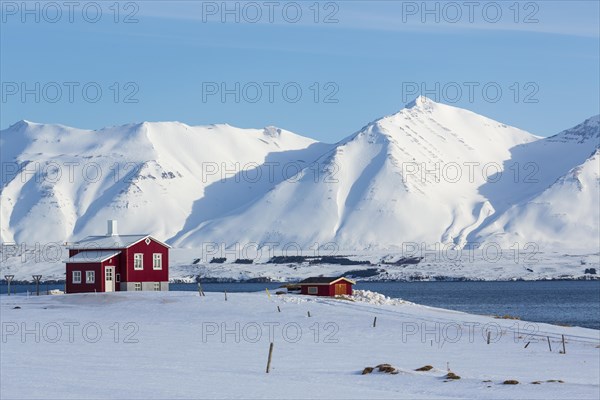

left=1, top=291, right=598, bottom=399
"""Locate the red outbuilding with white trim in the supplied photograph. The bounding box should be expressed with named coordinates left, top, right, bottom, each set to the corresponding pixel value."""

left=298, top=277, right=355, bottom=297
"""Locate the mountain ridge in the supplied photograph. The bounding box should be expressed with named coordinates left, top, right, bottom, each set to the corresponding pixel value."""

left=1, top=98, right=598, bottom=251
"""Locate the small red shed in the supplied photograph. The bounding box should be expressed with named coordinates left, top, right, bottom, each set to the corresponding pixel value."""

left=65, top=220, right=170, bottom=293
left=298, top=277, right=355, bottom=297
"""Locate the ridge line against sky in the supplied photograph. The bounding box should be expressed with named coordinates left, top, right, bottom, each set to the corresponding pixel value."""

left=1, top=1, right=598, bottom=141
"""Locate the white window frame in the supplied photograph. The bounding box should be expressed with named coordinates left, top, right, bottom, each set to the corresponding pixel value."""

left=115, top=273, right=121, bottom=282
left=72, top=271, right=81, bottom=284
left=153, top=282, right=160, bottom=291
left=86, top=271, right=95, bottom=284
left=134, top=253, right=143, bottom=270
left=134, top=282, right=142, bottom=291
left=308, top=286, right=318, bottom=294
left=153, top=253, right=162, bottom=270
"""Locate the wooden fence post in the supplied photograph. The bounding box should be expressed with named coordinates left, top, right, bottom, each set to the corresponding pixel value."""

left=266, top=342, right=274, bottom=373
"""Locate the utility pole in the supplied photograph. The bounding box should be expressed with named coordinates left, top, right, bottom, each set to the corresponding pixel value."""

left=4, top=275, right=14, bottom=296
left=32, top=275, right=42, bottom=296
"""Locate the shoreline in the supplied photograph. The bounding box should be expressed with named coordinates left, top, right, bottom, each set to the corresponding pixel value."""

left=2, top=275, right=600, bottom=285
left=2, top=274, right=600, bottom=285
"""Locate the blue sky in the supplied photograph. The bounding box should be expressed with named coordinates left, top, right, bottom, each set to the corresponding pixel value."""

left=1, top=1, right=599, bottom=142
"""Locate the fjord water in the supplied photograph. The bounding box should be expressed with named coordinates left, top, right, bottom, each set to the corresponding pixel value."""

left=177, top=281, right=600, bottom=329
left=360, top=281, right=600, bottom=330
left=5, top=281, right=599, bottom=329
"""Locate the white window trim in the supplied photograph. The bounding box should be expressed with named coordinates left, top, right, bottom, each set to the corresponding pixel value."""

left=115, top=273, right=121, bottom=282
left=134, top=282, right=142, bottom=291
left=134, top=253, right=143, bottom=270
left=72, top=271, right=81, bottom=284
left=86, top=271, right=95, bottom=284
left=308, top=287, right=318, bottom=294
left=153, top=282, right=160, bottom=291
left=153, top=253, right=162, bottom=270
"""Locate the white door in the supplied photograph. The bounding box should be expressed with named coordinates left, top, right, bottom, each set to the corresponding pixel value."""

left=105, top=266, right=114, bottom=292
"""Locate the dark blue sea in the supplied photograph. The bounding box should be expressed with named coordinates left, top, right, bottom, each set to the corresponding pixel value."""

left=4, top=281, right=599, bottom=329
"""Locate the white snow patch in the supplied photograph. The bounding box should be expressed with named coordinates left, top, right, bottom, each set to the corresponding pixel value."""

left=344, top=289, right=414, bottom=306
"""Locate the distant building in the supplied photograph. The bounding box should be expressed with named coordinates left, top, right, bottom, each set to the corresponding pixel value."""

left=298, top=277, right=355, bottom=297
left=65, top=220, right=170, bottom=293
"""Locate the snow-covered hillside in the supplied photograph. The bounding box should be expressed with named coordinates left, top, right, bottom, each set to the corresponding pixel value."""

left=1, top=98, right=598, bottom=253
left=471, top=116, right=600, bottom=248
left=0, top=121, right=330, bottom=244
left=179, top=96, right=539, bottom=249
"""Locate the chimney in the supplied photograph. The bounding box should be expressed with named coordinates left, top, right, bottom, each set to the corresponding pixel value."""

left=107, top=220, right=118, bottom=236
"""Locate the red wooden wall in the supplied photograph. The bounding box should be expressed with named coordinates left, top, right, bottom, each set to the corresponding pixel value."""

left=65, top=262, right=102, bottom=293
left=121, top=238, right=169, bottom=283
left=300, top=281, right=353, bottom=296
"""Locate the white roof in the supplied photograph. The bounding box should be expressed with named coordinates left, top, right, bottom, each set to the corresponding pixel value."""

left=66, top=250, right=121, bottom=263
left=67, top=234, right=171, bottom=250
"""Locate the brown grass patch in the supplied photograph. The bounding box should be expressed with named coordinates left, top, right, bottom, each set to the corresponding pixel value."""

left=445, top=372, right=461, bottom=380
left=494, top=314, right=520, bottom=320
left=363, top=364, right=398, bottom=374
left=361, top=367, right=374, bottom=375
left=361, top=364, right=400, bottom=375
left=503, top=380, right=519, bottom=385
left=415, top=365, right=433, bottom=372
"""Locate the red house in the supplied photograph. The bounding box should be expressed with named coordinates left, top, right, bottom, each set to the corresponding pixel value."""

left=65, top=220, right=170, bottom=293
left=298, top=277, right=355, bottom=297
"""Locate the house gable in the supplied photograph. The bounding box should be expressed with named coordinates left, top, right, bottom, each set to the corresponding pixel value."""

left=120, top=237, right=169, bottom=284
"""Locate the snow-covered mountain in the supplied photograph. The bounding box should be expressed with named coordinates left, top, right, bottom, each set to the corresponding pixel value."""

left=471, top=116, right=600, bottom=248
left=0, top=121, right=330, bottom=244
left=1, top=97, right=598, bottom=251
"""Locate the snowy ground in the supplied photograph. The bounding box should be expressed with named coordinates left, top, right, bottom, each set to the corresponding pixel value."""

left=2, top=247, right=598, bottom=283
left=1, top=291, right=598, bottom=399
left=167, top=248, right=600, bottom=282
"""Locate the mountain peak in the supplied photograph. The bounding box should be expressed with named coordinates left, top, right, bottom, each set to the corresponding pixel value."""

left=0, top=120, right=41, bottom=135
left=547, top=114, right=600, bottom=144
left=405, top=95, right=437, bottom=109
left=11, top=120, right=35, bottom=129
